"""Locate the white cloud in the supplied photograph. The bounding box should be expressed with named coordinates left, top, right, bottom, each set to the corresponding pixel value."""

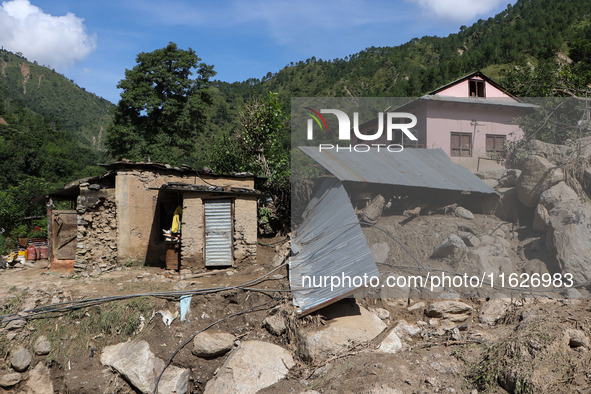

left=0, top=0, right=96, bottom=69
left=408, top=0, right=507, bottom=22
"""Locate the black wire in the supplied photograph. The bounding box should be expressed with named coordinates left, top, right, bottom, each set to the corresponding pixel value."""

left=152, top=298, right=279, bottom=394
left=0, top=262, right=289, bottom=323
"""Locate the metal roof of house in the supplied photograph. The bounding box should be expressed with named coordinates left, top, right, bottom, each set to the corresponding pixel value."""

left=290, top=178, right=379, bottom=315
left=299, top=147, right=498, bottom=194
left=418, top=95, right=539, bottom=109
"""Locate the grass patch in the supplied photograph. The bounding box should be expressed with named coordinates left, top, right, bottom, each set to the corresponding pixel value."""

left=26, top=296, right=154, bottom=366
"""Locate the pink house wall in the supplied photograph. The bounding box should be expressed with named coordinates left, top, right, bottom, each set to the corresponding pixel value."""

left=436, top=76, right=512, bottom=99
left=422, top=102, right=524, bottom=171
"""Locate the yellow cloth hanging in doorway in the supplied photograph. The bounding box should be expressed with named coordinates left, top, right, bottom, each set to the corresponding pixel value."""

left=171, top=205, right=182, bottom=233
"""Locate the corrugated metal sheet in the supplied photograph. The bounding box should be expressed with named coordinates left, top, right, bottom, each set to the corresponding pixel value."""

left=204, top=199, right=233, bottom=267
left=299, top=147, right=497, bottom=194
left=290, top=178, right=379, bottom=315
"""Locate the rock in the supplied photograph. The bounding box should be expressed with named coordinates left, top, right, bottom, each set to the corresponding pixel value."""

left=425, top=301, right=473, bottom=318
left=516, top=155, right=563, bottom=208
left=100, top=340, right=189, bottom=394
left=494, top=187, right=519, bottom=222
left=455, top=206, right=475, bottom=220
left=443, top=313, right=470, bottom=322
left=0, top=372, right=21, bottom=388
left=392, top=320, right=420, bottom=339
left=538, top=181, right=579, bottom=211
left=470, top=242, right=515, bottom=278
left=497, top=169, right=521, bottom=188
left=25, top=362, right=53, bottom=394
left=407, top=302, right=425, bottom=312
left=192, top=331, right=235, bottom=358
left=479, top=298, right=511, bottom=326
left=377, top=330, right=403, bottom=354
left=475, top=168, right=506, bottom=180
left=373, top=307, right=390, bottom=320
left=298, top=303, right=386, bottom=361
left=34, top=335, right=51, bottom=356
left=5, top=319, right=26, bottom=330
left=431, top=234, right=467, bottom=258
left=528, top=139, right=570, bottom=164
left=567, top=329, right=589, bottom=348
left=370, top=242, right=390, bottom=264
left=204, top=341, right=294, bottom=394
left=11, top=346, right=32, bottom=372
left=546, top=203, right=591, bottom=285
left=532, top=204, right=550, bottom=231
left=459, top=232, right=481, bottom=247
left=271, top=240, right=291, bottom=267
left=263, top=314, right=287, bottom=336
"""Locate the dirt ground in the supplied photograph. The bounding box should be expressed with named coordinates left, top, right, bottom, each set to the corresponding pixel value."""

left=2, top=218, right=591, bottom=393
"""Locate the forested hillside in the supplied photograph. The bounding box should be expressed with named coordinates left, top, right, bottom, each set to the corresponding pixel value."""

left=0, top=49, right=113, bottom=149
left=216, top=0, right=589, bottom=100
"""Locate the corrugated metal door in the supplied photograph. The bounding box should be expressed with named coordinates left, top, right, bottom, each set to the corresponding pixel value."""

left=204, top=199, right=233, bottom=267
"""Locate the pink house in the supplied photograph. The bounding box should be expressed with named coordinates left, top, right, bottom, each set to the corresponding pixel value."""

left=357, top=71, right=537, bottom=171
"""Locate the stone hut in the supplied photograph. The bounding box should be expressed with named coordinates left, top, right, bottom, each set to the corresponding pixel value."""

left=45, top=162, right=259, bottom=274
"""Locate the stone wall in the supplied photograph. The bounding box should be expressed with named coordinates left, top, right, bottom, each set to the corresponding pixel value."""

left=74, top=185, right=117, bottom=274
left=233, top=196, right=258, bottom=263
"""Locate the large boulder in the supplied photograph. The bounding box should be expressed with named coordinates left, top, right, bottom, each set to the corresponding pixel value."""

left=528, top=139, right=570, bottom=165
left=516, top=155, right=563, bottom=208
left=204, top=341, right=294, bottom=394
left=298, top=303, right=386, bottom=361
left=546, top=203, right=591, bottom=285
left=100, top=340, right=189, bottom=394
left=538, top=181, right=579, bottom=211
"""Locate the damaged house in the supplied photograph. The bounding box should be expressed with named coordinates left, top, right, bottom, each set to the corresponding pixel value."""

left=290, top=147, right=498, bottom=315
left=44, top=162, right=259, bottom=273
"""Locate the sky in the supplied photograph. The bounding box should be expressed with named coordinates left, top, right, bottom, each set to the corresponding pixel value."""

left=0, top=0, right=516, bottom=104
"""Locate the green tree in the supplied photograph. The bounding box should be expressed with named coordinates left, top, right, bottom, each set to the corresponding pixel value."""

left=208, top=92, right=291, bottom=231
left=105, top=42, right=215, bottom=165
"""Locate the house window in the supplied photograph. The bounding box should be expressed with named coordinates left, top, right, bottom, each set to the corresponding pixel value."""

left=469, top=79, right=485, bottom=97
left=486, top=134, right=506, bottom=156
left=450, top=132, right=472, bottom=157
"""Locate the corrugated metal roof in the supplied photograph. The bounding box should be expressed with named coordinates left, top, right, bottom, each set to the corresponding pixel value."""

left=299, top=147, right=497, bottom=194
left=289, top=178, right=379, bottom=315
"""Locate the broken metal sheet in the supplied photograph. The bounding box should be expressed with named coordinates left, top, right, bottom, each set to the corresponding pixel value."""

left=299, top=147, right=497, bottom=194
left=290, top=178, right=379, bottom=315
